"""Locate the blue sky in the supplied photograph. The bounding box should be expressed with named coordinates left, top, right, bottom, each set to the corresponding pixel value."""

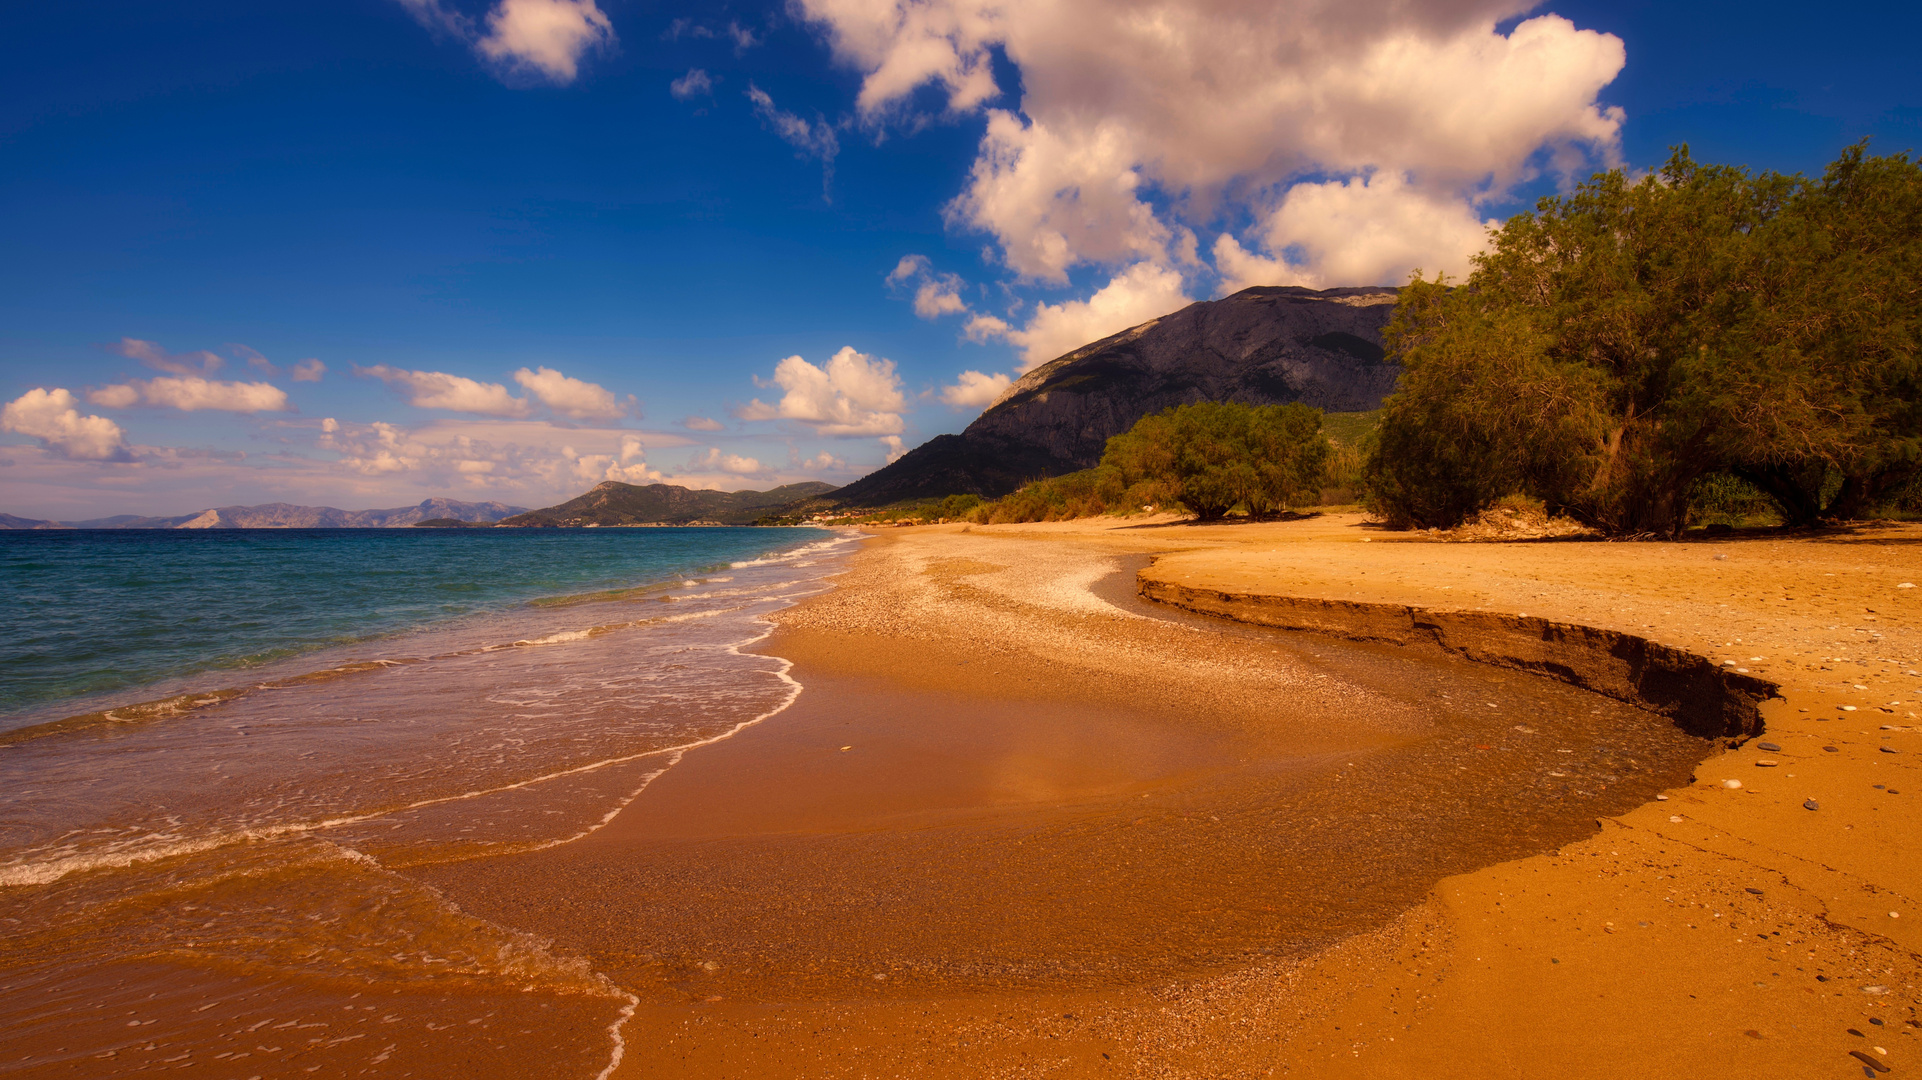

left=2, top=0, right=1916, bottom=519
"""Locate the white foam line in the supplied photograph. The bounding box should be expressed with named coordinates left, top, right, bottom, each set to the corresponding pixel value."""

left=596, top=993, right=640, bottom=1080
left=0, top=612, right=806, bottom=889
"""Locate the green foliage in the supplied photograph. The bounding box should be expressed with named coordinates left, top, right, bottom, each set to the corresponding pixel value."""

left=1686, top=473, right=1783, bottom=528
left=980, top=400, right=1330, bottom=523
left=1315, top=411, right=1378, bottom=506
left=1367, top=142, right=1922, bottom=534
left=936, top=493, right=982, bottom=520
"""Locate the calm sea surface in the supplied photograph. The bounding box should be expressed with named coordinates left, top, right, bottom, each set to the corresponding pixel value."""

left=0, top=526, right=855, bottom=1078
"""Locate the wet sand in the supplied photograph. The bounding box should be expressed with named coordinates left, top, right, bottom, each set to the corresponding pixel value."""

left=410, top=527, right=1747, bottom=1077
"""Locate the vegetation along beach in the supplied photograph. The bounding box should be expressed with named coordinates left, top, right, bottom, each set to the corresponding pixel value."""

left=4, top=3, right=1919, bottom=1077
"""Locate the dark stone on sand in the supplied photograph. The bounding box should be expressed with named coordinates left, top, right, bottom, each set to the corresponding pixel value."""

left=1849, top=1048, right=1890, bottom=1073
left=1826, top=746, right=1841, bottom=752
left=1746, top=887, right=1764, bottom=895
left=1758, top=742, right=1782, bottom=752
left=1805, top=800, right=1821, bottom=811
left=1881, top=746, right=1900, bottom=753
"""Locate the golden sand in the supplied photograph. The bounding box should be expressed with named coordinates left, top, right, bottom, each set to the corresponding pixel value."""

left=410, top=513, right=1922, bottom=1077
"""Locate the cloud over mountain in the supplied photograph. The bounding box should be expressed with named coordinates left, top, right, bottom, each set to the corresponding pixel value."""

left=802, top=0, right=1627, bottom=368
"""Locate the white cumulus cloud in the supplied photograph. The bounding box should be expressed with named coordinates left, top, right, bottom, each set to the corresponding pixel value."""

left=797, top=450, right=846, bottom=471
left=512, top=366, right=629, bottom=420
left=978, top=260, right=1191, bottom=371
left=738, top=346, right=907, bottom=437
left=397, top=0, right=613, bottom=85
left=291, top=359, right=327, bottom=383
left=477, top=0, right=613, bottom=82
left=798, top=0, right=1628, bottom=346
left=1217, top=171, right=1500, bottom=293
left=686, top=447, right=770, bottom=476
left=939, top=369, right=1012, bottom=409
left=3, top=388, right=133, bottom=461
left=359, top=365, right=534, bottom=418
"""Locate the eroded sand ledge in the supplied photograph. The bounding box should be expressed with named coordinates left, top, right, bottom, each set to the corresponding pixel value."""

left=1137, top=572, right=1779, bottom=741
left=416, top=514, right=1921, bottom=1078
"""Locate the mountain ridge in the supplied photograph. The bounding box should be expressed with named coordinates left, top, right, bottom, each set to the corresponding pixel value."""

left=0, top=497, right=527, bottom=530
left=832, top=284, right=1402, bottom=506
left=499, top=481, right=839, bottom=527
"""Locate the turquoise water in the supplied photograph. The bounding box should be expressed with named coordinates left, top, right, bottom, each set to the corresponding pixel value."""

left=0, top=526, right=829, bottom=720
left=0, top=524, right=857, bottom=1076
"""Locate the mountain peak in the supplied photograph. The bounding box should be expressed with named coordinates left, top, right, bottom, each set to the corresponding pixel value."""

left=833, top=284, right=1402, bottom=506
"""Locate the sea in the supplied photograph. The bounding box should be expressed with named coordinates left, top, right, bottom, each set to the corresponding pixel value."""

left=0, top=526, right=857, bottom=1079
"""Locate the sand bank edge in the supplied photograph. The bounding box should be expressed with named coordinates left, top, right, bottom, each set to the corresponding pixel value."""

left=1138, top=567, right=1779, bottom=742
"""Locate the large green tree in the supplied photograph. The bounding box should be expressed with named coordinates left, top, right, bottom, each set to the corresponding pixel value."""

left=1102, top=401, right=1328, bottom=520
left=1367, top=144, right=1921, bottom=534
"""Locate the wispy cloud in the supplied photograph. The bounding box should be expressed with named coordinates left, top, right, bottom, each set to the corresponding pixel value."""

left=670, top=67, right=714, bottom=100
left=88, top=377, right=291, bottom=413
left=112, top=337, right=224, bottom=377
left=747, top=84, right=839, bottom=200
left=359, top=364, right=630, bottom=421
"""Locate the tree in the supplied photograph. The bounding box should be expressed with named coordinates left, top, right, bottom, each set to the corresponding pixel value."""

left=1100, top=401, right=1329, bottom=521
left=1366, top=143, right=1922, bottom=534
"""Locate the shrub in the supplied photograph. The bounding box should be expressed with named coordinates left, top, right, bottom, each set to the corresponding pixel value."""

left=976, top=400, right=1330, bottom=523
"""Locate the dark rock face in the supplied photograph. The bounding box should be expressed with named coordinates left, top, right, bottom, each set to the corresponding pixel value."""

left=834, top=285, right=1400, bottom=505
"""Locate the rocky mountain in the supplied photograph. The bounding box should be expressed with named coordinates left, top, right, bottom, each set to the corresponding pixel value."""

left=0, top=498, right=527, bottom=529
left=832, top=285, right=1402, bottom=506
left=499, top=482, right=839, bottom=527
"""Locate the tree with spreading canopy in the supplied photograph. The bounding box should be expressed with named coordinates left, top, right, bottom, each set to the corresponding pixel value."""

left=1366, top=143, right=1921, bottom=534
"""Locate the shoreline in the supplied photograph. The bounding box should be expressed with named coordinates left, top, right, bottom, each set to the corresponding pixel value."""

left=398, top=518, right=1873, bottom=1076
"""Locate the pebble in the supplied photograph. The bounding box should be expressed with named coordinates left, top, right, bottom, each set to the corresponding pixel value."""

left=1670, top=815, right=1685, bottom=823
left=1745, top=887, right=1764, bottom=895
left=1758, top=742, right=1782, bottom=752
left=1655, top=794, right=1669, bottom=801
left=1723, top=779, right=1743, bottom=789
left=1892, top=912, right=1902, bottom=919
left=1900, top=583, right=1916, bottom=589
left=1756, top=760, right=1779, bottom=767
left=1826, top=746, right=1841, bottom=752
left=1850, top=1049, right=1890, bottom=1074
left=1844, top=706, right=1860, bottom=712
left=1805, top=800, right=1821, bottom=810
left=1882, top=746, right=1900, bottom=754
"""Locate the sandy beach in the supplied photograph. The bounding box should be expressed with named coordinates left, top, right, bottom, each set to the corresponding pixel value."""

left=404, top=512, right=1922, bottom=1077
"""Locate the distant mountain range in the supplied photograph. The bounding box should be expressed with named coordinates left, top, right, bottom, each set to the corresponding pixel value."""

left=832, top=284, right=1401, bottom=506
left=500, top=482, right=839, bottom=527
left=0, top=497, right=527, bottom=530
